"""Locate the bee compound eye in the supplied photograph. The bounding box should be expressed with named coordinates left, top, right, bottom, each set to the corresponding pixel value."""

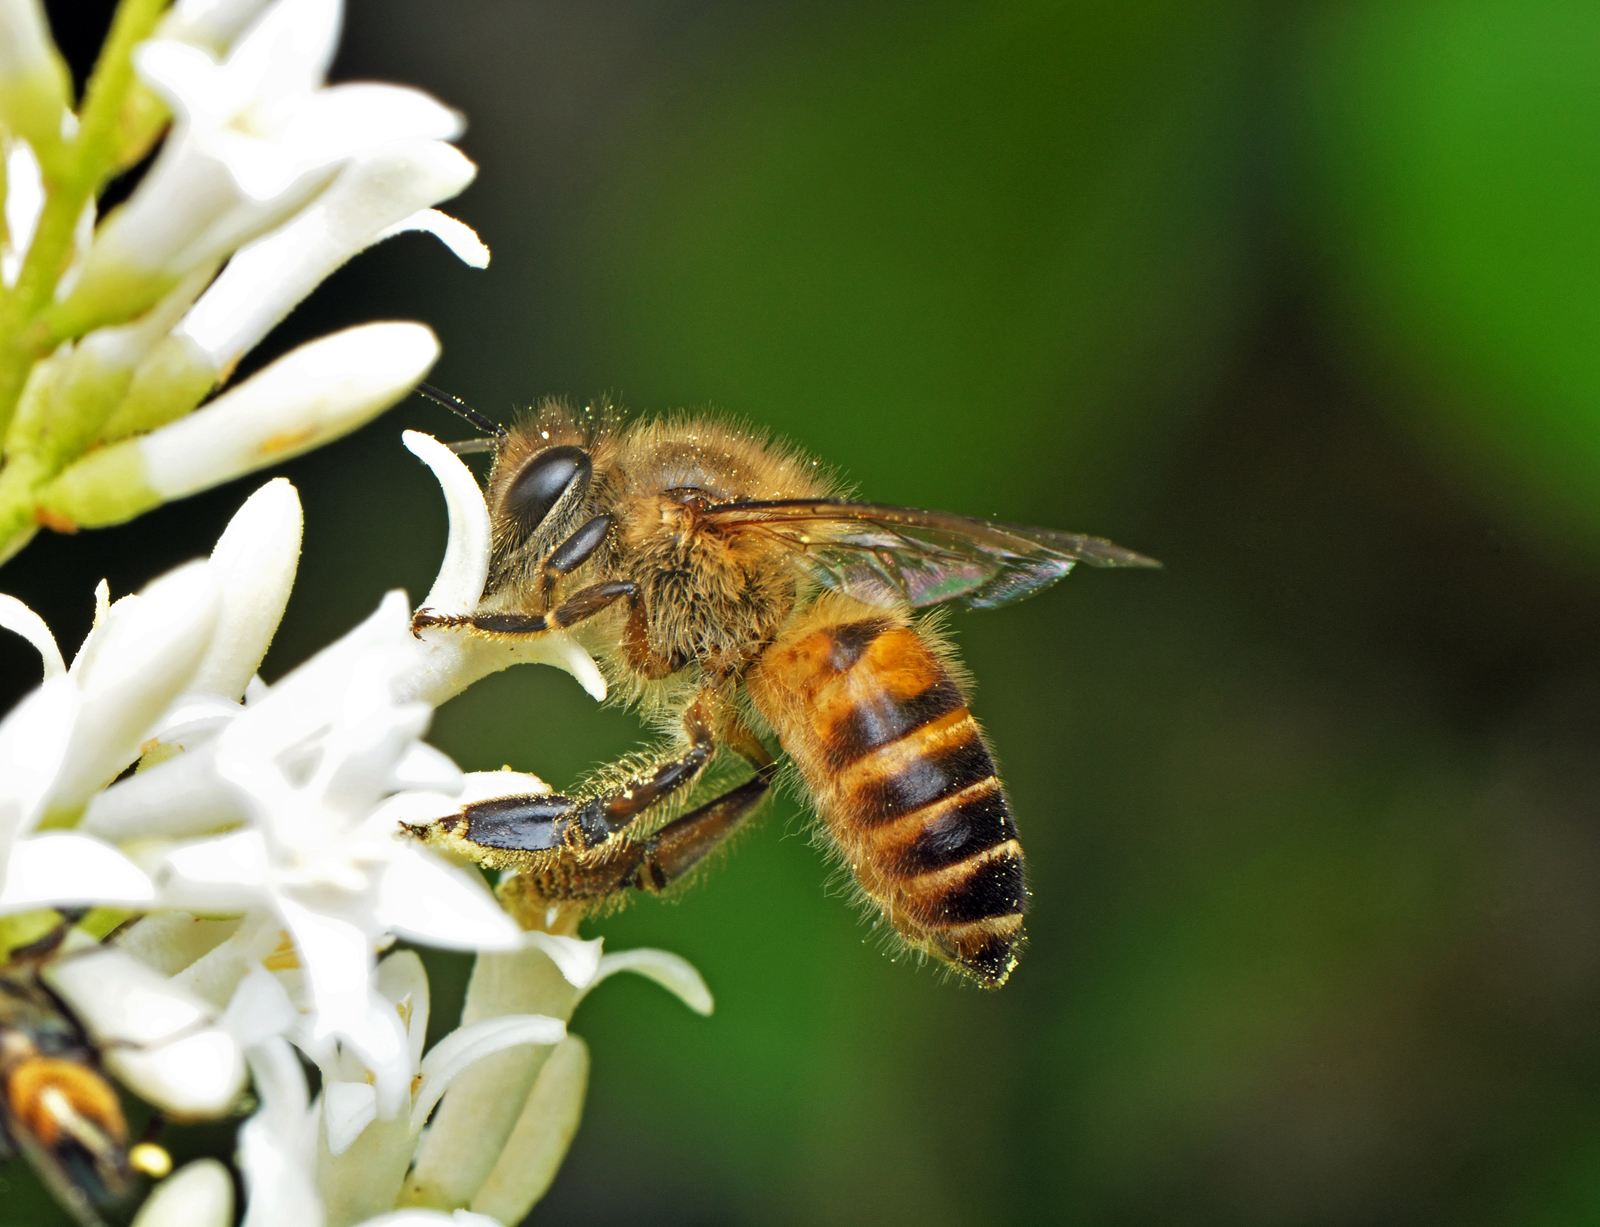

left=503, top=445, right=591, bottom=536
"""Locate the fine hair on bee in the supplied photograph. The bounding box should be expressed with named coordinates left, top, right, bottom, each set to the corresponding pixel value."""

left=407, top=388, right=1158, bottom=988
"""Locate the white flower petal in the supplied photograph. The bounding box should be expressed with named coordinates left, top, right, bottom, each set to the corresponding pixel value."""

left=197, top=477, right=303, bottom=699
left=111, top=1026, right=248, bottom=1118
left=584, top=947, right=714, bottom=1016
left=279, top=83, right=463, bottom=163
left=224, top=590, right=413, bottom=761
left=0, top=832, right=156, bottom=910
left=524, top=931, right=604, bottom=990
left=469, top=1036, right=588, bottom=1225
left=239, top=1037, right=321, bottom=1227
left=137, top=321, right=441, bottom=501
left=403, top=430, right=489, bottom=613
left=160, top=0, right=277, bottom=54
left=356, top=1213, right=504, bottom=1227
left=150, top=693, right=243, bottom=747
left=409, top=1013, right=566, bottom=1135
left=390, top=742, right=462, bottom=794
left=321, top=1079, right=379, bottom=1157
left=81, top=748, right=237, bottom=841
left=0, top=592, right=64, bottom=678
left=114, top=911, right=243, bottom=978
left=375, top=846, right=523, bottom=952
left=277, top=898, right=376, bottom=1043
left=132, top=1159, right=234, bottom=1227
left=456, top=770, right=550, bottom=804
left=134, top=39, right=229, bottom=126
left=53, top=562, right=220, bottom=810
left=221, top=963, right=300, bottom=1049
left=315, top=1103, right=413, bottom=1227
left=178, top=141, right=478, bottom=374
left=403, top=947, right=580, bottom=1210
left=0, top=674, right=76, bottom=864
left=157, top=830, right=270, bottom=910
left=221, top=0, right=341, bottom=116
left=47, top=947, right=246, bottom=1117
left=375, top=949, right=430, bottom=1069
left=2, top=141, right=44, bottom=287
left=378, top=207, right=490, bottom=268
left=0, top=0, right=64, bottom=86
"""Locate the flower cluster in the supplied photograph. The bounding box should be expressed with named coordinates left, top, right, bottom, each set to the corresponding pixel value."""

left=0, top=4, right=715, bottom=1224
left=0, top=0, right=488, bottom=561
left=1, top=438, right=712, bottom=1227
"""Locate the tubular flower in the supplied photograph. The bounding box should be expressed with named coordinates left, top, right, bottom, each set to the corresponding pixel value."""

left=0, top=443, right=711, bottom=1224
left=0, top=0, right=486, bottom=562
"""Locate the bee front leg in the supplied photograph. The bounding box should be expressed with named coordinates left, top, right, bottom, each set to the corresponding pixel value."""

left=411, top=579, right=636, bottom=638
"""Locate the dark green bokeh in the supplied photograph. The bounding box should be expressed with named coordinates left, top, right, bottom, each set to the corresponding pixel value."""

left=4, top=2, right=1600, bottom=1224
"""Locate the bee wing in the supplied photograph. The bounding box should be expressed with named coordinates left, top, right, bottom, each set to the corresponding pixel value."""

left=701, top=499, right=1159, bottom=610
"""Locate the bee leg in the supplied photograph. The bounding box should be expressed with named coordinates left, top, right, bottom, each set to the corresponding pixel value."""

left=538, top=513, right=613, bottom=610
left=411, top=579, right=636, bottom=637
left=409, top=707, right=717, bottom=858
left=626, top=766, right=775, bottom=894
left=4, top=907, right=86, bottom=967
left=504, top=766, right=775, bottom=904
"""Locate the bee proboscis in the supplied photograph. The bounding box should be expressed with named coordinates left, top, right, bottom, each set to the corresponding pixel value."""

left=409, top=396, right=1157, bottom=987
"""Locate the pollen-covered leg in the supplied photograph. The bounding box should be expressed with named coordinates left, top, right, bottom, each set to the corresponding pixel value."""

left=505, top=768, right=774, bottom=905
left=405, top=705, right=717, bottom=863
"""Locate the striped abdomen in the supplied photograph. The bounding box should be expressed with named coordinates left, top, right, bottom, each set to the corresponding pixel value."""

left=746, top=597, right=1027, bottom=987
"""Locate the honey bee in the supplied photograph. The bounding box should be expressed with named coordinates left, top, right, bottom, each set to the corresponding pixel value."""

left=0, top=919, right=159, bottom=1227
left=409, top=392, right=1156, bottom=987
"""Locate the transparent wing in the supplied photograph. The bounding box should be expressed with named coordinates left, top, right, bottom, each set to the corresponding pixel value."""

left=701, top=499, right=1159, bottom=610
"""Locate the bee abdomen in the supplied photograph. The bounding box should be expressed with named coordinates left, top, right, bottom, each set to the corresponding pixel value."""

left=748, top=604, right=1028, bottom=987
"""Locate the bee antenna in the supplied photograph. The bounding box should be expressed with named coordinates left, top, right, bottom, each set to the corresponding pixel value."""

left=414, top=381, right=507, bottom=439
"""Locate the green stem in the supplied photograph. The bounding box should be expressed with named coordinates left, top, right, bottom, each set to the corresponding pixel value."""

left=0, top=0, right=169, bottom=446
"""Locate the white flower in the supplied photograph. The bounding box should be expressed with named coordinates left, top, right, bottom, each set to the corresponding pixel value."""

left=403, top=939, right=711, bottom=1219
left=58, top=0, right=462, bottom=316
left=0, top=0, right=71, bottom=152
left=45, top=945, right=247, bottom=1118
left=131, top=1159, right=235, bottom=1227
left=175, top=139, right=486, bottom=381
left=39, top=322, right=443, bottom=529
left=1, top=139, right=46, bottom=287
left=0, top=453, right=718, bottom=1225
left=231, top=940, right=708, bottom=1227
left=0, top=0, right=488, bottom=564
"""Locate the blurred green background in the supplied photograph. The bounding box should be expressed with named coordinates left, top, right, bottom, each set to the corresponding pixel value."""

left=6, top=1, right=1600, bottom=1224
